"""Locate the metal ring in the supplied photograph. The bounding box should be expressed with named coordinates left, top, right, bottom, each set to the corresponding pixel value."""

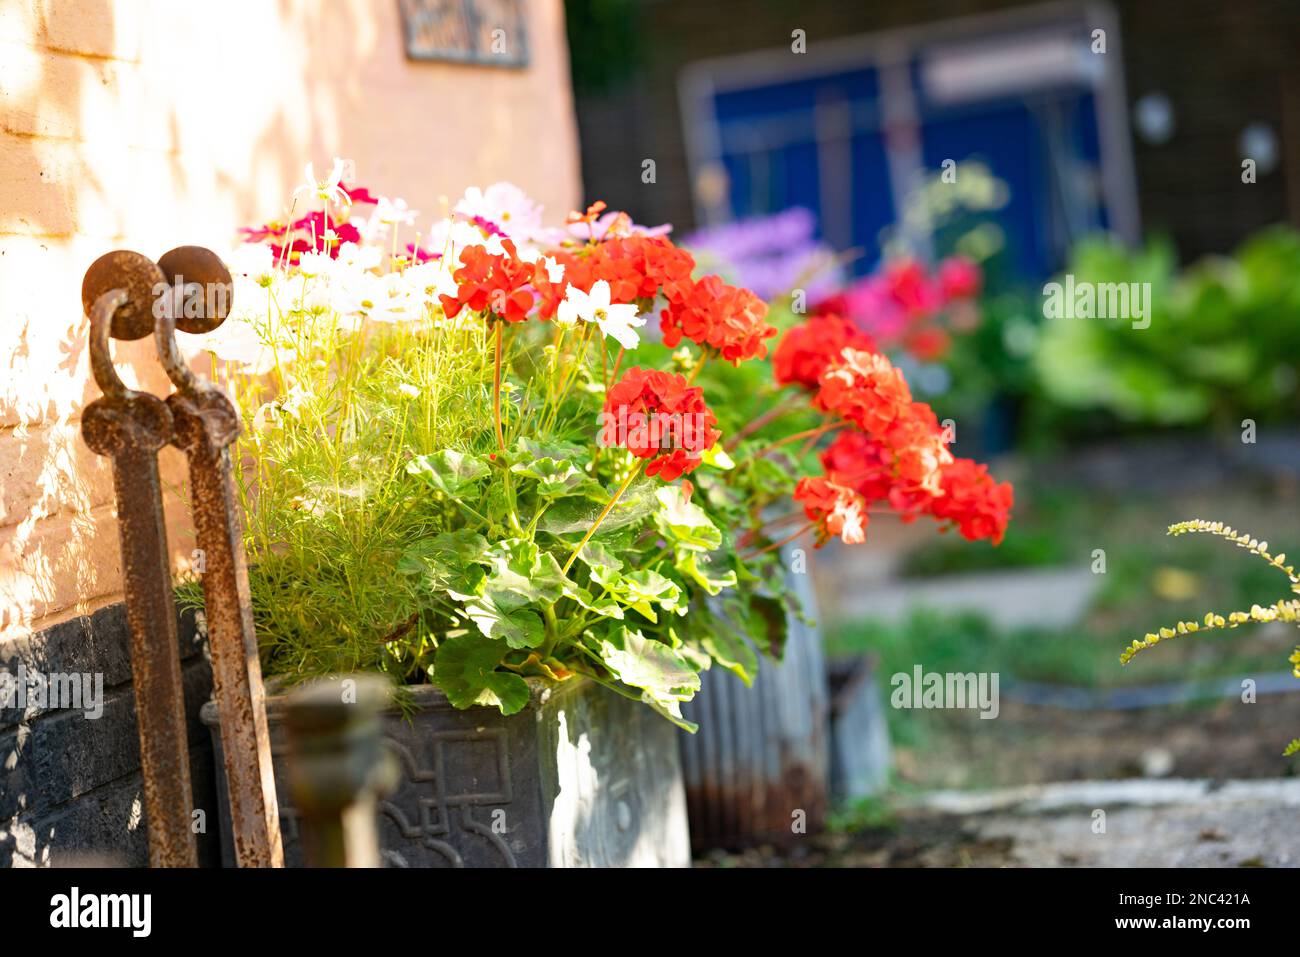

left=154, top=304, right=202, bottom=396
left=88, top=289, right=136, bottom=401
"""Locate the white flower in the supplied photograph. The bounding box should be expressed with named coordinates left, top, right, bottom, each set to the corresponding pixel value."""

left=329, top=270, right=380, bottom=319
left=195, top=314, right=282, bottom=374
left=402, top=261, right=457, bottom=306
left=542, top=256, right=565, bottom=284
left=367, top=273, right=422, bottom=324
left=375, top=197, right=419, bottom=227
left=558, top=280, right=645, bottom=349
left=334, top=242, right=382, bottom=272
left=426, top=218, right=494, bottom=264
left=397, top=383, right=420, bottom=399
left=225, top=244, right=274, bottom=285
left=296, top=251, right=334, bottom=280
left=294, top=157, right=351, bottom=208
left=454, top=182, right=550, bottom=246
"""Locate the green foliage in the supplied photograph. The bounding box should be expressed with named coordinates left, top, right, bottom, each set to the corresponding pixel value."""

left=176, top=276, right=807, bottom=730
left=1035, top=228, right=1300, bottom=429
left=828, top=795, right=898, bottom=834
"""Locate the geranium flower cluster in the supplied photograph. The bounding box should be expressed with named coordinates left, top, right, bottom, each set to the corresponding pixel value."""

left=216, top=164, right=1018, bottom=728
left=780, top=314, right=1012, bottom=547
left=223, top=167, right=1007, bottom=565
left=602, top=368, right=721, bottom=481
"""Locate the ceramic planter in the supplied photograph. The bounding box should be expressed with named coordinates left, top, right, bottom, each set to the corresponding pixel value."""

left=201, top=677, right=691, bottom=867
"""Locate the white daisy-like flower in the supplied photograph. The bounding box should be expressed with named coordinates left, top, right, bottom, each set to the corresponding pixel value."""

left=225, top=243, right=274, bottom=284
left=558, top=280, right=645, bottom=349
left=375, top=197, right=419, bottom=227
left=334, top=241, right=382, bottom=273
left=296, top=250, right=334, bottom=280
left=294, top=157, right=351, bottom=208
left=402, top=261, right=458, bottom=307
left=454, top=182, right=545, bottom=244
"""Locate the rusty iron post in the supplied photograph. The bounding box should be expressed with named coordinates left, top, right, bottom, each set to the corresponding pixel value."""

left=80, top=252, right=198, bottom=868
left=284, top=676, right=395, bottom=868
left=153, top=246, right=284, bottom=868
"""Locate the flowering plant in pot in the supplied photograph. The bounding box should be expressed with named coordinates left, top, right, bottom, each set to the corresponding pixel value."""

left=185, top=164, right=1011, bottom=864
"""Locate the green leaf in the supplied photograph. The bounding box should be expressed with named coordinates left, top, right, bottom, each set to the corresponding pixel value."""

left=407, top=449, right=490, bottom=495
left=597, top=627, right=700, bottom=731
left=654, top=485, right=722, bottom=552
left=515, top=436, right=586, bottom=463
left=1285, top=738, right=1300, bottom=758
left=614, top=569, right=684, bottom=623
left=398, top=531, right=490, bottom=603
left=462, top=593, right=546, bottom=649
left=539, top=480, right=658, bottom=537
left=511, top=457, right=599, bottom=498
left=483, top=539, right=569, bottom=605
left=701, top=620, right=759, bottom=686
left=398, top=531, right=490, bottom=581
left=676, top=550, right=737, bottom=596
left=434, top=633, right=530, bottom=714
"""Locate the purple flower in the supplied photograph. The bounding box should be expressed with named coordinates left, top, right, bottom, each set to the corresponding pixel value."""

left=682, top=207, right=843, bottom=301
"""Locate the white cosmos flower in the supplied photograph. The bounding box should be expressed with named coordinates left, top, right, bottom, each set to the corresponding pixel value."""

left=333, top=241, right=382, bottom=272
left=296, top=250, right=334, bottom=280
left=454, top=182, right=547, bottom=245
left=367, top=272, right=422, bottom=323
left=294, top=157, right=351, bottom=207
left=375, top=197, right=419, bottom=227
left=195, top=313, right=283, bottom=374
left=402, top=261, right=457, bottom=307
left=426, top=218, right=490, bottom=264
left=542, top=256, right=565, bottom=284
left=558, top=280, right=645, bottom=349
left=225, top=244, right=274, bottom=285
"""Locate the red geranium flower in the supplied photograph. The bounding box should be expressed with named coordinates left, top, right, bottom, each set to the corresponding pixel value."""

left=439, top=240, right=536, bottom=323
left=903, top=327, right=951, bottom=362
left=602, top=367, right=722, bottom=481
left=928, top=458, right=1014, bottom=544
left=660, top=274, right=777, bottom=364
left=937, top=255, right=982, bottom=301
left=793, top=476, right=868, bottom=545
left=773, top=313, right=877, bottom=390
left=815, top=348, right=913, bottom=436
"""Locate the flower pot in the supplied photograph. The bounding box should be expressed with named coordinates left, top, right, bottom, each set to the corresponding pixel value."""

left=678, top=560, right=831, bottom=851
left=200, top=677, right=691, bottom=867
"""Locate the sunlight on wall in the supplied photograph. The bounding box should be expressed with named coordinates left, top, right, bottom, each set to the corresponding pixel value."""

left=0, top=0, right=581, bottom=635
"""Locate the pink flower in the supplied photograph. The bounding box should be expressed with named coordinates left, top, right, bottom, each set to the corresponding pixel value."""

left=938, top=256, right=982, bottom=301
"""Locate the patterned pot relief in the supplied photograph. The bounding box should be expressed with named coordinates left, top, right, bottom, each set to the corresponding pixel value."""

left=201, top=678, right=691, bottom=867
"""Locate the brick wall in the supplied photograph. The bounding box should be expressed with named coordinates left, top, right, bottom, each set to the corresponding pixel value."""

left=1, top=604, right=217, bottom=866
left=0, top=0, right=580, bottom=865
left=571, top=0, right=1300, bottom=259
left=0, top=0, right=581, bottom=640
